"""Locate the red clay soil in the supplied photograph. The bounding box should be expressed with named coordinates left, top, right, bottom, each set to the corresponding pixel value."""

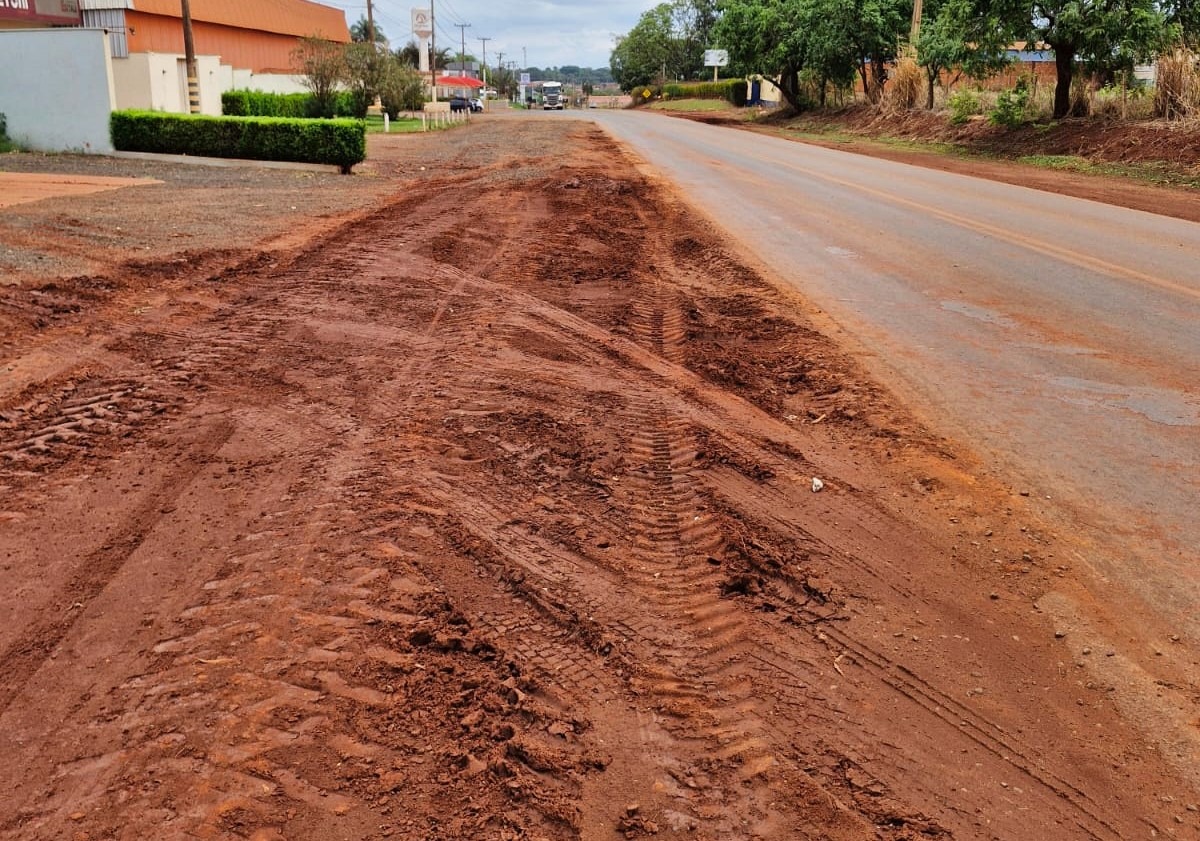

left=1, top=122, right=1198, bottom=840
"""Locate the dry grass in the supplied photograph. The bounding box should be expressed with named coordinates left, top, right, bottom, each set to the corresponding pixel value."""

left=1155, top=48, right=1200, bottom=120
left=886, top=54, right=924, bottom=113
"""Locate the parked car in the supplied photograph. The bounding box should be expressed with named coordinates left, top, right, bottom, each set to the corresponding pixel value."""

left=449, top=96, right=471, bottom=112
left=470, top=97, right=484, bottom=112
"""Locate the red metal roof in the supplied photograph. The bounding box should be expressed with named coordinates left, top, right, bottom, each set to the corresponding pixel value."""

left=131, top=0, right=349, bottom=41
left=436, top=76, right=484, bottom=88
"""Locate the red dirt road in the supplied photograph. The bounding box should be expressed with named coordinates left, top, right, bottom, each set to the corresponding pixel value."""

left=1, top=123, right=1197, bottom=839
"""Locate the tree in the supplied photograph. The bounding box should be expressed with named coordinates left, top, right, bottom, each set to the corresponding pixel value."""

left=343, top=42, right=385, bottom=116
left=917, top=0, right=1012, bottom=108
left=1162, top=0, right=1200, bottom=46
left=982, top=0, right=1171, bottom=118
left=395, top=41, right=451, bottom=71
left=715, top=0, right=817, bottom=110
left=350, top=15, right=387, bottom=46
left=292, top=36, right=346, bottom=118
left=715, top=0, right=909, bottom=110
left=611, top=4, right=676, bottom=89
left=610, top=0, right=721, bottom=90
left=378, top=58, right=426, bottom=116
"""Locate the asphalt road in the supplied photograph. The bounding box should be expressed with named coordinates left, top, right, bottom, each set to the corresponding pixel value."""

left=590, top=109, right=1200, bottom=638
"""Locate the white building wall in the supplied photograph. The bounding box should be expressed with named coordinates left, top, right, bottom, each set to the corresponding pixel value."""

left=110, top=52, right=154, bottom=110
left=0, top=29, right=117, bottom=153
left=111, top=52, right=222, bottom=115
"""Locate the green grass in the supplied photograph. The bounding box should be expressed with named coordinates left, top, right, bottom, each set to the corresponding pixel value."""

left=651, top=98, right=735, bottom=112
left=1017, top=155, right=1200, bottom=190
left=363, top=115, right=436, bottom=134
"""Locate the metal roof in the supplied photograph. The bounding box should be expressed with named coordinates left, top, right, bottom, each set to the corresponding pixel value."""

left=127, top=0, right=349, bottom=41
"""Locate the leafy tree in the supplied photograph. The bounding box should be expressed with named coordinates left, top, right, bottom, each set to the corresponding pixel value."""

left=611, top=0, right=720, bottom=90
left=611, top=4, right=676, bottom=89
left=378, top=59, right=426, bottom=116
left=350, top=16, right=388, bottom=46
left=716, top=0, right=908, bottom=110
left=716, top=0, right=810, bottom=110
left=343, top=42, right=385, bottom=116
left=291, top=36, right=346, bottom=118
left=395, top=41, right=451, bottom=72
left=840, top=0, right=912, bottom=103
left=982, top=0, right=1171, bottom=118
left=917, top=0, right=1012, bottom=107
left=1162, top=0, right=1200, bottom=46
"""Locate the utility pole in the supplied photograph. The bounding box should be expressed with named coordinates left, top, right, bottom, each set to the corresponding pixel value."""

left=180, top=0, right=200, bottom=113
left=522, top=46, right=527, bottom=72
left=478, top=36, right=490, bottom=88
left=496, top=51, right=504, bottom=100
left=454, top=22, right=470, bottom=74
left=366, top=0, right=376, bottom=48
left=910, top=0, right=923, bottom=46
left=429, top=0, right=437, bottom=102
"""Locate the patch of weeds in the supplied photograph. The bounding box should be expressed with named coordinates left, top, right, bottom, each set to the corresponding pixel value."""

left=947, top=89, right=983, bottom=125
left=1017, top=154, right=1200, bottom=189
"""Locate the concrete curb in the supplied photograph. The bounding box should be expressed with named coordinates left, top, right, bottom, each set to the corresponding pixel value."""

left=109, top=151, right=343, bottom=174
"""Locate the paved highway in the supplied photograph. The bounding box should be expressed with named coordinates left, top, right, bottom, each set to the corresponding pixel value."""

left=591, top=109, right=1200, bottom=638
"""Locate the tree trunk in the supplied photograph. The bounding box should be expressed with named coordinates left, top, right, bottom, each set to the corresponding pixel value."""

left=870, top=56, right=887, bottom=103
left=1053, top=43, right=1074, bottom=119
left=926, top=68, right=937, bottom=109
left=820, top=74, right=828, bottom=108
left=777, top=66, right=806, bottom=113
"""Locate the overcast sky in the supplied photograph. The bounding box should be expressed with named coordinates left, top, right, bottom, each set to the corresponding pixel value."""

left=322, top=0, right=653, bottom=69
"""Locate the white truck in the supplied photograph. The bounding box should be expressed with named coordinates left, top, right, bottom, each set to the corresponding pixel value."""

left=541, top=81, right=565, bottom=110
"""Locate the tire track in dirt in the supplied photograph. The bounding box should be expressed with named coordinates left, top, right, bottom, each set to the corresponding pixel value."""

left=409, top=169, right=1146, bottom=838
left=0, top=415, right=233, bottom=715
left=3, top=125, right=1192, bottom=840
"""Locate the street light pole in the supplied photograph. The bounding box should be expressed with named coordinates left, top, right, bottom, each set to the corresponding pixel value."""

left=180, top=0, right=200, bottom=113
left=366, top=0, right=376, bottom=48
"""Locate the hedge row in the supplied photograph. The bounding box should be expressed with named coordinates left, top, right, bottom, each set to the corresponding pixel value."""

left=110, top=110, right=366, bottom=173
left=662, top=79, right=748, bottom=106
left=221, top=90, right=311, bottom=118
left=221, top=89, right=360, bottom=119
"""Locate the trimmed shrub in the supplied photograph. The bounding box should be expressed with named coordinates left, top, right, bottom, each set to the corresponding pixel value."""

left=221, top=90, right=313, bottom=118
left=333, top=91, right=359, bottom=117
left=110, top=110, right=366, bottom=173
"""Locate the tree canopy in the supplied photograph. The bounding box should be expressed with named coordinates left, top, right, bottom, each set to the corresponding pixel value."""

left=980, top=0, right=1172, bottom=116
left=610, top=0, right=719, bottom=90
left=349, top=16, right=388, bottom=46
left=714, top=0, right=912, bottom=110
left=613, top=0, right=1183, bottom=117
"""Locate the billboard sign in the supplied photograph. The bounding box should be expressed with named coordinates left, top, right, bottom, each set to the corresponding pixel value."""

left=411, top=8, right=432, bottom=38
left=0, top=0, right=82, bottom=25
left=703, top=49, right=729, bottom=67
